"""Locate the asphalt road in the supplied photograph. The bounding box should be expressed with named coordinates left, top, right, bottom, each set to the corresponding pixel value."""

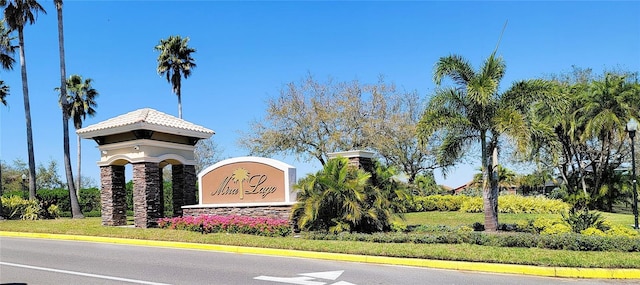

left=0, top=237, right=632, bottom=285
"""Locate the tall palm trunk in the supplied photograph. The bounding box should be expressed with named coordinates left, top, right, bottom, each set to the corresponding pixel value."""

left=77, top=133, right=81, bottom=194
left=0, top=161, right=3, bottom=219
left=177, top=86, right=182, bottom=119
left=481, top=131, right=499, bottom=231
left=56, top=0, right=83, bottom=218
left=17, top=27, right=36, bottom=199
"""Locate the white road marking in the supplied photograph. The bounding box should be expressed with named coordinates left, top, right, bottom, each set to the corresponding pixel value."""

left=299, top=270, right=344, bottom=280
left=255, top=270, right=356, bottom=285
left=331, top=282, right=356, bottom=285
left=254, top=275, right=326, bottom=285
left=0, top=261, right=172, bottom=285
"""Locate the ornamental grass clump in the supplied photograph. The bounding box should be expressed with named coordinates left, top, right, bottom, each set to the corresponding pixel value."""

left=158, top=215, right=292, bottom=237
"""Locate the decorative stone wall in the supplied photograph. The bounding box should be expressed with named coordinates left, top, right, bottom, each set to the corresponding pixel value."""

left=133, top=162, right=161, bottom=228
left=183, top=206, right=292, bottom=221
left=100, top=165, right=126, bottom=226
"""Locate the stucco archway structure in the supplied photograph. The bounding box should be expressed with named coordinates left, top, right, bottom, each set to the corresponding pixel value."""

left=77, top=108, right=214, bottom=228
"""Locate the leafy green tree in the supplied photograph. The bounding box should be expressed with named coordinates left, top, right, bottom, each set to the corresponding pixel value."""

left=154, top=35, right=196, bottom=119
left=2, top=0, right=46, bottom=199
left=242, top=74, right=438, bottom=181
left=417, top=53, right=556, bottom=231
left=35, top=159, right=64, bottom=190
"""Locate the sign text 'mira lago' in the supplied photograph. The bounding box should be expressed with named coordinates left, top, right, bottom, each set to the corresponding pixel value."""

left=213, top=174, right=277, bottom=199
left=196, top=157, right=296, bottom=206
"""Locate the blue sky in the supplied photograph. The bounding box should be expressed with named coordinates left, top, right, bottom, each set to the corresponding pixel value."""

left=0, top=1, right=638, bottom=188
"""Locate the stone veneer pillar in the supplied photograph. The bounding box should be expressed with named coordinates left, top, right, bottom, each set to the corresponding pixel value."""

left=172, top=164, right=197, bottom=217
left=171, top=165, right=184, bottom=217
left=158, top=166, right=165, bottom=217
left=100, top=165, right=126, bottom=226
left=133, top=162, right=161, bottom=228
left=184, top=165, right=197, bottom=206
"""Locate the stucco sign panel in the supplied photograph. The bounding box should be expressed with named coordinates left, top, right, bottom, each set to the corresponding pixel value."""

left=198, top=157, right=296, bottom=206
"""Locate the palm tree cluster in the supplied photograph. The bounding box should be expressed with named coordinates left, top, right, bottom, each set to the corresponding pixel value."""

left=417, top=52, right=639, bottom=231
left=530, top=69, right=640, bottom=211
left=1, top=0, right=198, bottom=220
left=292, top=157, right=409, bottom=234
left=0, top=0, right=99, bottom=218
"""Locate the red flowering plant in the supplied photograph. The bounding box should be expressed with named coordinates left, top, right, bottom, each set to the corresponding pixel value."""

left=158, top=215, right=292, bottom=237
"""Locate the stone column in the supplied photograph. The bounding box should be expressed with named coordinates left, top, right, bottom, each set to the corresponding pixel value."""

left=184, top=165, right=197, bottom=206
left=133, top=162, right=161, bottom=228
left=171, top=165, right=184, bottom=217
left=100, top=165, right=126, bottom=226
left=172, top=164, right=197, bottom=217
left=158, top=166, right=165, bottom=218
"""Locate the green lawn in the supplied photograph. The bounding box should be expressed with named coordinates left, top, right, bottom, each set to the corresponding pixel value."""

left=1, top=215, right=640, bottom=269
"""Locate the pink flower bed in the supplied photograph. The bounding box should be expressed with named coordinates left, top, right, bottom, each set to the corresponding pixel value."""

left=158, top=215, right=292, bottom=237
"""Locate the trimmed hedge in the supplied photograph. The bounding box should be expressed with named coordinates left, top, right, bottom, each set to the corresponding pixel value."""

left=459, top=195, right=570, bottom=214
left=301, top=230, right=640, bottom=252
left=407, top=195, right=569, bottom=214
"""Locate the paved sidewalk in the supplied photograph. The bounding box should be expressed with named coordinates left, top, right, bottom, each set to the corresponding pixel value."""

left=1, top=231, right=639, bottom=279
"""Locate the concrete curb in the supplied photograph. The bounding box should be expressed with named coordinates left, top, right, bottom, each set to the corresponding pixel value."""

left=2, top=231, right=639, bottom=279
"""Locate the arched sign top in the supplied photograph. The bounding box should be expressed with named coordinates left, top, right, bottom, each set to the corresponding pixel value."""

left=199, top=156, right=295, bottom=178
left=195, top=157, right=297, bottom=207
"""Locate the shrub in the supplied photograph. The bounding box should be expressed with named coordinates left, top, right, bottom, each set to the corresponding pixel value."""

left=158, top=215, right=292, bottom=237
left=562, top=208, right=608, bottom=233
left=79, top=188, right=101, bottom=212
left=408, top=195, right=469, bottom=212
left=581, top=227, right=606, bottom=237
left=460, top=195, right=569, bottom=214
left=606, top=225, right=639, bottom=238
left=300, top=229, right=640, bottom=252
left=46, top=204, right=61, bottom=219
left=37, top=189, right=70, bottom=213
left=459, top=197, right=484, bottom=213
left=541, top=223, right=572, bottom=235
left=1, top=195, right=42, bottom=220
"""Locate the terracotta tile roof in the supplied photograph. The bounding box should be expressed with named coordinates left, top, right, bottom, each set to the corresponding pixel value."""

left=77, top=108, right=214, bottom=139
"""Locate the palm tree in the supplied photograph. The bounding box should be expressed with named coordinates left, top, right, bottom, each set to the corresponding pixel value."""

left=54, top=0, right=82, bottom=218
left=417, top=53, right=556, bottom=231
left=62, top=74, right=98, bottom=204
left=154, top=35, right=196, bottom=119
left=292, top=157, right=371, bottom=233
left=291, top=157, right=405, bottom=233
left=3, top=0, right=46, bottom=199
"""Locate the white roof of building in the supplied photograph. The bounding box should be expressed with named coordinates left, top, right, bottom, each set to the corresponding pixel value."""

left=77, top=108, right=215, bottom=139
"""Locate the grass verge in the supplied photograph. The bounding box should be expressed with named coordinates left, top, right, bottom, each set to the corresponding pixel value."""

left=1, top=217, right=640, bottom=269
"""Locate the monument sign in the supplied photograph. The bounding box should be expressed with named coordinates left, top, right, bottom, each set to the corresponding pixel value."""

left=197, top=157, right=296, bottom=206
